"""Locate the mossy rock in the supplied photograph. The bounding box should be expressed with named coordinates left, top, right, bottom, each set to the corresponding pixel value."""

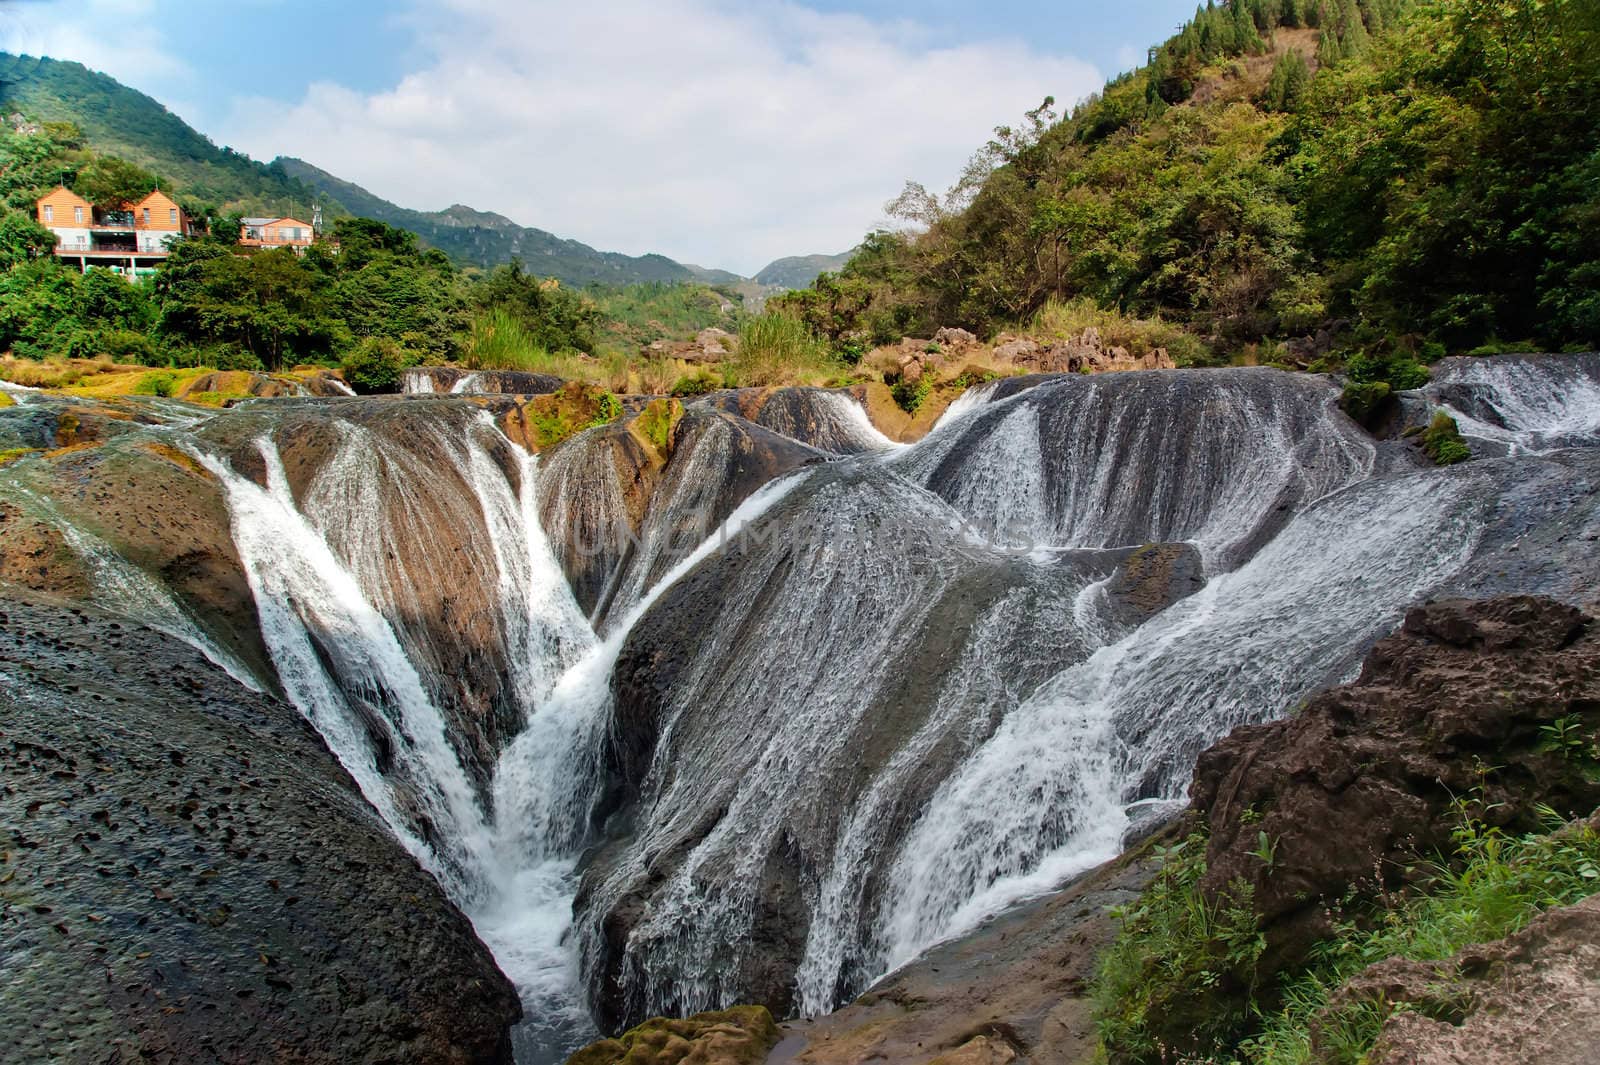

left=520, top=382, right=625, bottom=450
left=1338, top=380, right=1396, bottom=433
left=1419, top=411, right=1472, bottom=465
left=631, top=397, right=685, bottom=458
left=0, top=390, right=13, bottom=410
left=566, top=1005, right=779, bottom=1065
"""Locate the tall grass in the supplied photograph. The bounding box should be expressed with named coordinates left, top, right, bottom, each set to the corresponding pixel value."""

left=727, top=313, right=841, bottom=387
left=1031, top=297, right=1214, bottom=367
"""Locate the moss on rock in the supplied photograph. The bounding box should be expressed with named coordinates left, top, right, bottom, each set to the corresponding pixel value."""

left=566, top=1006, right=778, bottom=1065
left=1419, top=410, right=1472, bottom=465
left=632, top=397, right=685, bottom=459
left=1339, top=380, right=1395, bottom=433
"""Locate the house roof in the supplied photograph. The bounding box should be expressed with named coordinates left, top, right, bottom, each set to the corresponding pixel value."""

left=127, top=188, right=180, bottom=211
left=38, top=185, right=92, bottom=208
left=242, top=217, right=313, bottom=229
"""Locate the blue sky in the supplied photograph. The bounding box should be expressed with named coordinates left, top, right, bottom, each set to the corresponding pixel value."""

left=2, top=0, right=1197, bottom=272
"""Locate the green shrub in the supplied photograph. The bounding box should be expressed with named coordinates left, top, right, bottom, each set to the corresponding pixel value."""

left=1345, top=351, right=1430, bottom=390
left=669, top=369, right=721, bottom=396
left=341, top=336, right=412, bottom=394
left=1338, top=380, right=1394, bottom=431
left=890, top=374, right=934, bottom=413
left=1094, top=833, right=1265, bottom=1063
left=132, top=371, right=175, bottom=397
left=1419, top=411, right=1471, bottom=465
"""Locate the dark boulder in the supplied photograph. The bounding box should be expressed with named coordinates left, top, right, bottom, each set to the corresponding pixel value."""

left=0, top=596, right=520, bottom=1063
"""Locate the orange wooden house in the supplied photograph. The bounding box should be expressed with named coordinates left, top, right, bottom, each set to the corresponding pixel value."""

left=36, top=186, right=197, bottom=277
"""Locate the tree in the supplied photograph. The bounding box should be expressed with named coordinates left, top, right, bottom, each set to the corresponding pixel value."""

left=73, top=155, right=166, bottom=211
left=1262, top=50, right=1312, bottom=111
left=0, top=211, right=58, bottom=269
left=156, top=242, right=343, bottom=369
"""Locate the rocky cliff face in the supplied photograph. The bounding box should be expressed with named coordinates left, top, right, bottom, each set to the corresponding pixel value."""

left=0, top=595, right=520, bottom=1063
left=1191, top=595, right=1600, bottom=975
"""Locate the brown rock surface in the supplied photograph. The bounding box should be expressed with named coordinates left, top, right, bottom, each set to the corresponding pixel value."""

left=768, top=842, right=1165, bottom=1065
left=1345, top=891, right=1600, bottom=1065
left=569, top=1006, right=780, bottom=1065
left=1191, top=595, right=1600, bottom=972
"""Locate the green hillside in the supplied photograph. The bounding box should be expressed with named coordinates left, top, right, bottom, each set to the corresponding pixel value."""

left=0, top=52, right=723, bottom=285
left=780, top=0, right=1600, bottom=366
left=275, top=157, right=697, bottom=285
left=0, top=53, right=328, bottom=218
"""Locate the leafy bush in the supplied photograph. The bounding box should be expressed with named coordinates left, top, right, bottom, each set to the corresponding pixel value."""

left=669, top=369, right=721, bottom=396
left=1418, top=410, right=1471, bottom=465
left=1345, top=350, right=1430, bottom=390
left=341, top=336, right=412, bottom=394
left=132, top=371, right=175, bottom=397
left=890, top=374, right=933, bottom=413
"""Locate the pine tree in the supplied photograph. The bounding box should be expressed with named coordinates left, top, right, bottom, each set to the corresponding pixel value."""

left=1262, top=49, right=1312, bottom=110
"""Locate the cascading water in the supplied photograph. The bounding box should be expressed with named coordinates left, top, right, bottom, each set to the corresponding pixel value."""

left=17, top=353, right=1599, bottom=1062
left=187, top=403, right=605, bottom=1055
left=1425, top=352, right=1600, bottom=453
left=182, top=398, right=812, bottom=1060
left=572, top=357, right=1600, bottom=1030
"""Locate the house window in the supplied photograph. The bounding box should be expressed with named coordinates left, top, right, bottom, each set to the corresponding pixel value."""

left=169, top=208, right=177, bottom=225
left=74, top=206, right=84, bottom=223
left=142, top=208, right=150, bottom=225
left=43, top=205, right=53, bottom=222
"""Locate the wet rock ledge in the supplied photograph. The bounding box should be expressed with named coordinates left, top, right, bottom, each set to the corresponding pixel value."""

left=0, top=594, right=520, bottom=1064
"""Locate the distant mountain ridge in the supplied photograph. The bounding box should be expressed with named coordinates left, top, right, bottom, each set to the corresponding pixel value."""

left=276, top=157, right=694, bottom=285
left=0, top=52, right=852, bottom=289
left=755, top=251, right=855, bottom=288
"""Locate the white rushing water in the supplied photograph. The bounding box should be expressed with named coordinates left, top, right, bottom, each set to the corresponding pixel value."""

left=43, top=356, right=1594, bottom=1060
left=1426, top=352, right=1600, bottom=453
left=181, top=404, right=810, bottom=1058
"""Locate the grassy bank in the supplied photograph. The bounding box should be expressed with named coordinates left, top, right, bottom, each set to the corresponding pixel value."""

left=1095, top=810, right=1600, bottom=1064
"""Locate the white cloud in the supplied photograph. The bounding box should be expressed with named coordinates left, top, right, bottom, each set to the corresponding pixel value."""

left=224, top=0, right=1101, bottom=274
left=2, top=0, right=190, bottom=92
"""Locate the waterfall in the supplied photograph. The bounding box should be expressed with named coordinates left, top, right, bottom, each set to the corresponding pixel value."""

left=183, top=398, right=811, bottom=1059
left=25, top=353, right=1599, bottom=1058
left=1426, top=352, right=1600, bottom=453
left=889, top=370, right=1375, bottom=566
left=575, top=358, right=1600, bottom=1028
left=739, top=389, right=902, bottom=454
left=1, top=481, right=262, bottom=692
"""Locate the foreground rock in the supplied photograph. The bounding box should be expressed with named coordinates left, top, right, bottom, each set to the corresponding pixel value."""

left=0, top=595, right=520, bottom=1063
left=1355, top=888, right=1600, bottom=1065
left=1192, top=595, right=1600, bottom=974
left=569, top=1006, right=779, bottom=1065
left=768, top=844, right=1164, bottom=1065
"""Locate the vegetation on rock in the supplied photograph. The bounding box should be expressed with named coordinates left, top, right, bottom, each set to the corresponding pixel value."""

left=1419, top=410, right=1471, bottom=464
left=564, top=1005, right=779, bottom=1065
